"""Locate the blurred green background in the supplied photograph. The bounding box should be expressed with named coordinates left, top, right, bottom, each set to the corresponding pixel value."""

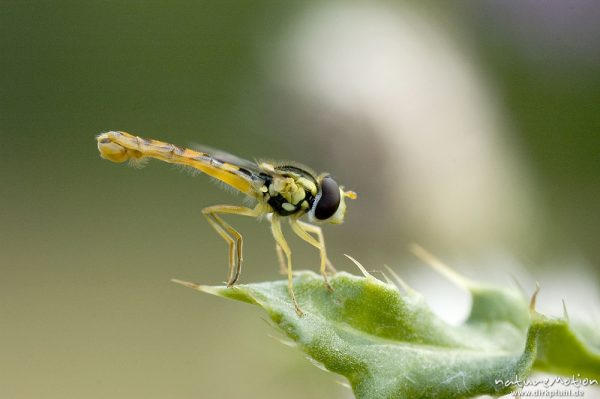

left=1, top=1, right=599, bottom=398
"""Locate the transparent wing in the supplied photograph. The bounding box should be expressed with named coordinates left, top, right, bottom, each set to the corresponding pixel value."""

left=97, top=131, right=268, bottom=197
left=189, top=143, right=261, bottom=172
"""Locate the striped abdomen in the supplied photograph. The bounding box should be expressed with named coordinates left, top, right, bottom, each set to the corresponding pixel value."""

left=96, top=131, right=258, bottom=197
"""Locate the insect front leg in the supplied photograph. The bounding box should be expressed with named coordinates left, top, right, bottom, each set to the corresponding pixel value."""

left=270, top=215, right=303, bottom=316
left=296, top=220, right=336, bottom=273
left=202, top=205, right=261, bottom=287
left=289, top=218, right=334, bottom=292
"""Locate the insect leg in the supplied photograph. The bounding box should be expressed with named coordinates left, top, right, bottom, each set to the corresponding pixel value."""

left=266, top=213, right=287, bottom=275
left=203, top=213, right=237, bottom=284
left=275, top=244, right=287, bottom=275
left=270, top=215, right=303, bottom=316
left=289, top=219, right=334, bottom=292
left=202, top=205, right=261, bottom=286
left=296, top=220, right=337, bottom=274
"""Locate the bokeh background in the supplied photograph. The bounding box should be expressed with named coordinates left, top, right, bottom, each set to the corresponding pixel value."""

left=1, top=1, right=599, bottom=398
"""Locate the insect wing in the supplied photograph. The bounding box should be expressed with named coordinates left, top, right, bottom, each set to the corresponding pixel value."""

left=190, top=143, right=260, bottom=172
left=189, top=143, right=269, bottom=197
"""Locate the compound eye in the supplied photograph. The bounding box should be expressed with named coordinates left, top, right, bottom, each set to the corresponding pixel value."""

left=314, top=177, right=341, bottom=220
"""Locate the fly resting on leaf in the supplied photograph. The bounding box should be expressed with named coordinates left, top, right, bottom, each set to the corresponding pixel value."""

left=96, top=131, right=357, bottom=315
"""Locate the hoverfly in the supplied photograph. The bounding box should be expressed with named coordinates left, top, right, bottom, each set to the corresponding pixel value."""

left=96, top=131, right=356, bottom=315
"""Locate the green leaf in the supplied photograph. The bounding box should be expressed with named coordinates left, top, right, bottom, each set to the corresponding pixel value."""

left=173, top=267, right=600, bottom=399
left=531, top=312, right=600, bottom=381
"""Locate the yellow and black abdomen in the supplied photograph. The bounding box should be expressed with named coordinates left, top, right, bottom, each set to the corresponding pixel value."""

left=96, top=131, right=259, bottom=197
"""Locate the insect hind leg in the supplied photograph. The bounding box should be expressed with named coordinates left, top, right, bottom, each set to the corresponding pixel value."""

left=202, top=205, right=261, bottom=287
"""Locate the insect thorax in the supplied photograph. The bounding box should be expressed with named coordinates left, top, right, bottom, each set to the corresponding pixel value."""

left=260, top=166, right=318, bottom=216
